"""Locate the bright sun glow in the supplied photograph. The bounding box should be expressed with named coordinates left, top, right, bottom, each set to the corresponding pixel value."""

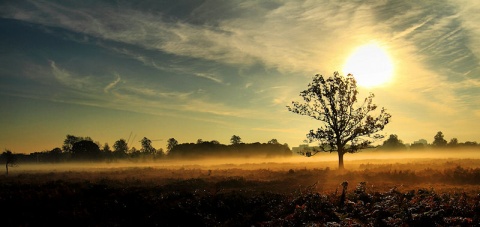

left=343, top=43, right=394, bottom=87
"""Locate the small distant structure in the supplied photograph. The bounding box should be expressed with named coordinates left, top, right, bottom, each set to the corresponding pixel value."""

left=410, top=139, right=428, bottom=150
left=413, top=139, right=428, bottom=145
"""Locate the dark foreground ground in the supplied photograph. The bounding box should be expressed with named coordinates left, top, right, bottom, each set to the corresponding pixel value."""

left=1, top=159, right=480, bottom=226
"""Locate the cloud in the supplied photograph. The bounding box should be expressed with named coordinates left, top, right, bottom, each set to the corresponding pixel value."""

left=194, top=73, right=224, bottom=84
left=50, top=60, right=90, bottom=89
left=104, top=74, right=121, bottom=93
left=0, top=1, right=376, bottom=74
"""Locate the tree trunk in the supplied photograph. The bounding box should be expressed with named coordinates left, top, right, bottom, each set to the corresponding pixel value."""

left=338, top=152, right=344, bottom=170
left=5, top=163, right=8, bottom=175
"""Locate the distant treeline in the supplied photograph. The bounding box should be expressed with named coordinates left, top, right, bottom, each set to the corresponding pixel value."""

left=168, top=141, right=291, bottom=158
left=378, top=132, right=480, bottom=151
left=1, top=135, right=292, bottom=164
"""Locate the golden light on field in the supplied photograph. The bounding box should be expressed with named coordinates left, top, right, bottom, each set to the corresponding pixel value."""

left=343, top=42, right=394, bottom=87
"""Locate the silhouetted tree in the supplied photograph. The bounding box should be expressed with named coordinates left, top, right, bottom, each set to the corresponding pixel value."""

left=49, top=147, right=63, bottom=163
left=287, top=72, right=391, bottom=169
left=268, top=139, right=280, bottom=144
left=113, top=139, right=128, bottom=158
left=62, top=135, right=92, bottom=153
left=62, top=134, right=81, bottom=153
left=1, top=150, right=17, bottom=175
left=102, top=143, right=111, bottom=153
left=230, top=135, right=242, bottom=145
left=71, top=140, right=101, bottom=161
left=129, top=147, right=140, bottom=158
left=102, top=143, right=112, bottom=161
left=433, top=131, right=447, bottom=147
left=448, top=138, right=458, bottom=147
left=463, top=141, right=478, bottom=147
left=167, top=138, right=178, bottom=152
left=140, top=137, right=156, bottom=154
left=381, top=134, right=406, bottom=150
left=156, top=148, right=165, bottom=158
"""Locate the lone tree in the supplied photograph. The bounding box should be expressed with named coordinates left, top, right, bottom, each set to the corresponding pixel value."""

left=1, top=150, right=17, bottom=175
left=287, top=72, right=391, bottom=169
left=433, top=131, right=447, bottom=147
left=230, top=135, right=242, bottom=145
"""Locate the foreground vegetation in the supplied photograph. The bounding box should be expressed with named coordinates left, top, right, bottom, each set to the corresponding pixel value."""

left=1, top=159, right=480, bottom=226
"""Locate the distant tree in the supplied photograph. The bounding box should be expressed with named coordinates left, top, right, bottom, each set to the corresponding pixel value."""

left=129, top=147, right=140, bottom=157
left=102, top=143, right=112, bottom=160
left=62, top=135, right=93, bottom=153
left=463, top=141, right=478, bottom=147
left=167, top=138, right=178, bottom=152
left=1, top=150, right=17, bottom=175
left=62, top=134, right=81, bottom=153
left=410, top=143, right=426, bottom=150
left=156, top=148, right=165, bottom=158
left=196, top=139, right=203, bottom=144
left=433, top=131, right=447, bottom=147
left=381, top=134, right=406, bottom=150
left=287, top=72, right=391, bottom=169
left=102, top=143, right=111, bottom=153
left=49, top=147, right=63, bottom=163
left=113, top=139, right=129, bottom=158
left=210, top=140, right=220, bottom=145
left=448, top=138, right=458, bottom=147
left=230, top=135, right=242, bottom=145
left=140, top=137, right=156, bottom=154
left=71, top=140, right=101, bottom=160
left=268, top=139, right=280, bottom=145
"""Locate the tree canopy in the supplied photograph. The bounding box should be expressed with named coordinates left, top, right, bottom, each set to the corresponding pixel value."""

left=288, top=72, right=391, bottom=169
left=381, top=134, right=406, bottom=150
left=230, top=135, right=242, bottom=145
left=1, top=150, right=17, bottom=175
left=433, top=131, right=447, bottom=147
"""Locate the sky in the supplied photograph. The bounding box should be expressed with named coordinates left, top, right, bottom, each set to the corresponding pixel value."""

left=1, top=0, right=480, bottom=153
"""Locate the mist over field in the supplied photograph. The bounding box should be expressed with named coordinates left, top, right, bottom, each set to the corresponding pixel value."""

left=11, top=148, right=479, bottom=172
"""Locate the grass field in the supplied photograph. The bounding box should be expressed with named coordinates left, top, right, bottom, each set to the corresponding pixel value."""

left=2, top=154, right=480, bottom=226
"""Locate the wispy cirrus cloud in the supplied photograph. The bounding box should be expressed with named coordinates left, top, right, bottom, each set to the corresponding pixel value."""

left=50, top=60, right=91, bottom=89
left=104, top=73, right=121, bottom=93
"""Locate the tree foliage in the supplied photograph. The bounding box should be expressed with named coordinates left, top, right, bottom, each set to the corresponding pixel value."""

left=140, top=137, right=156, bottom=154
left=230, top=135, right=242, bottom=145
left=268, top=139, right=280, bottom=145
left=433, top=131, right=447, bottom=147
left=168, top=141, right=291, bottom=158
left=167, top=138, right=178, bottom=152
left=382, top=134, right=406, bottom=150
left=71, top=140, right=101, bottom=160
left=113, top=139, right=128, bottom=158
left=287, top=72, right=391, bottom=169
left=1, top=150, right=17, bottom=175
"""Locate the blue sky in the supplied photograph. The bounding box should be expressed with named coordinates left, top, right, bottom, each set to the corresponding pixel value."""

left=1, top=0, right=480, bottom=153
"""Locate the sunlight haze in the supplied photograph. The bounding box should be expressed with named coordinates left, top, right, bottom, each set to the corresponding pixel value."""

left=1, top=1, right=479, bottom=153
left=343, top=42, right=394, bottom=87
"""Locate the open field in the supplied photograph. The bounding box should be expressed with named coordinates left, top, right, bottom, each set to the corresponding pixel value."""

left=2, top=155, right=480, bottom=226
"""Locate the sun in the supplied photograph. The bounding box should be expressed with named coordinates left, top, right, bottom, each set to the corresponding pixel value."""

left=342, top=42, right=394, bottom=87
